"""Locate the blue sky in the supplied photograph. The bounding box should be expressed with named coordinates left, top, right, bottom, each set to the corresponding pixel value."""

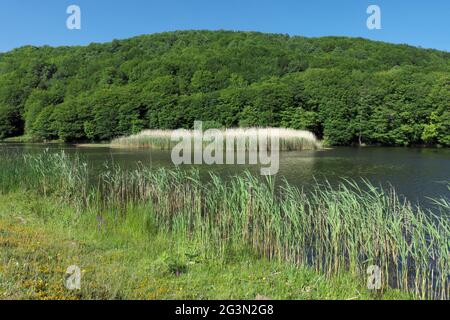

left=0, top=0, right=449, bottom=52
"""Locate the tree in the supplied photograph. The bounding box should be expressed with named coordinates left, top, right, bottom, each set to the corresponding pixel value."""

left=0, top=30, right=448, bottom=146
left=0, top=103, right=22, bottom=139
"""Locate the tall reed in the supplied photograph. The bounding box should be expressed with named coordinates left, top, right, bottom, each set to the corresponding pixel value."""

left=111, top=128, right=322, bottom=151
left=0, top=151, right=448, bottom=299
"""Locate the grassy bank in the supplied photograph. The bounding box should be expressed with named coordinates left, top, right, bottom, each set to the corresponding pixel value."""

left=0, top=151, right=448, bottom=299
left=0, top=135, right=65, bottom=144
left=0, top=192, right=409, bottom=300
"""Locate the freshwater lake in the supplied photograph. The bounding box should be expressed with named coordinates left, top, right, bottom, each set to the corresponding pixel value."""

left=1, top=143, right=449, bottom=210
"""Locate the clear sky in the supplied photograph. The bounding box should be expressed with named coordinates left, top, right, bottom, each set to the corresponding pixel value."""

left=0, top=0, right=449, bottom=53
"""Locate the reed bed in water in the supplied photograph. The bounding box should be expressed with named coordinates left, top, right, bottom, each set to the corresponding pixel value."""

left=0, top=150, right=448, bottom=299
left=111, top=128, right=322, bottom=151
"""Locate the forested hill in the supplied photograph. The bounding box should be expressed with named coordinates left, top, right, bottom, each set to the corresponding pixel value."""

left=0, top=30, right=449, bottom=145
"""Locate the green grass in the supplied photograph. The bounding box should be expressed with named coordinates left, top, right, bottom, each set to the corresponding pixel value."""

left=1, top=135, right=63, bottom=143
left=1, top=135, right=34, bottom=143
left=0, top=150, right=448, bottom=300
left=0, top=192, right=409, bottom=300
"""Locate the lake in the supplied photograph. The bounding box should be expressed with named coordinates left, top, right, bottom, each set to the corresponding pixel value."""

left=1, top=143, right=449, bottom=209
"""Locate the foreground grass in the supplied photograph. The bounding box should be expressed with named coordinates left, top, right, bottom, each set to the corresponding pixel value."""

left=0, top=193, right=409, bottom=300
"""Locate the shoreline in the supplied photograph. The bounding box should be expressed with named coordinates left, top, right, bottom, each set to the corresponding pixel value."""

left=1, top=137, right=446, bottom=150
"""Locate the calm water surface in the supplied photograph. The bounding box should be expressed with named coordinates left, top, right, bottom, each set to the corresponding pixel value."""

left=1, top=143, right=449, bottom=209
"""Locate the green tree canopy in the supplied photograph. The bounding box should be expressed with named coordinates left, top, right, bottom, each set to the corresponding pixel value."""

left=0, top=30, right=448, bottom=145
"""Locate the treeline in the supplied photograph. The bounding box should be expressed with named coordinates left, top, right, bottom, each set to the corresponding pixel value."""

left=0, top=30, right=449, bottom=145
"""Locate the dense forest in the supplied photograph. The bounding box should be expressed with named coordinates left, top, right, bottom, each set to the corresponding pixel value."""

left=0, top=30, right=449, bottom=146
